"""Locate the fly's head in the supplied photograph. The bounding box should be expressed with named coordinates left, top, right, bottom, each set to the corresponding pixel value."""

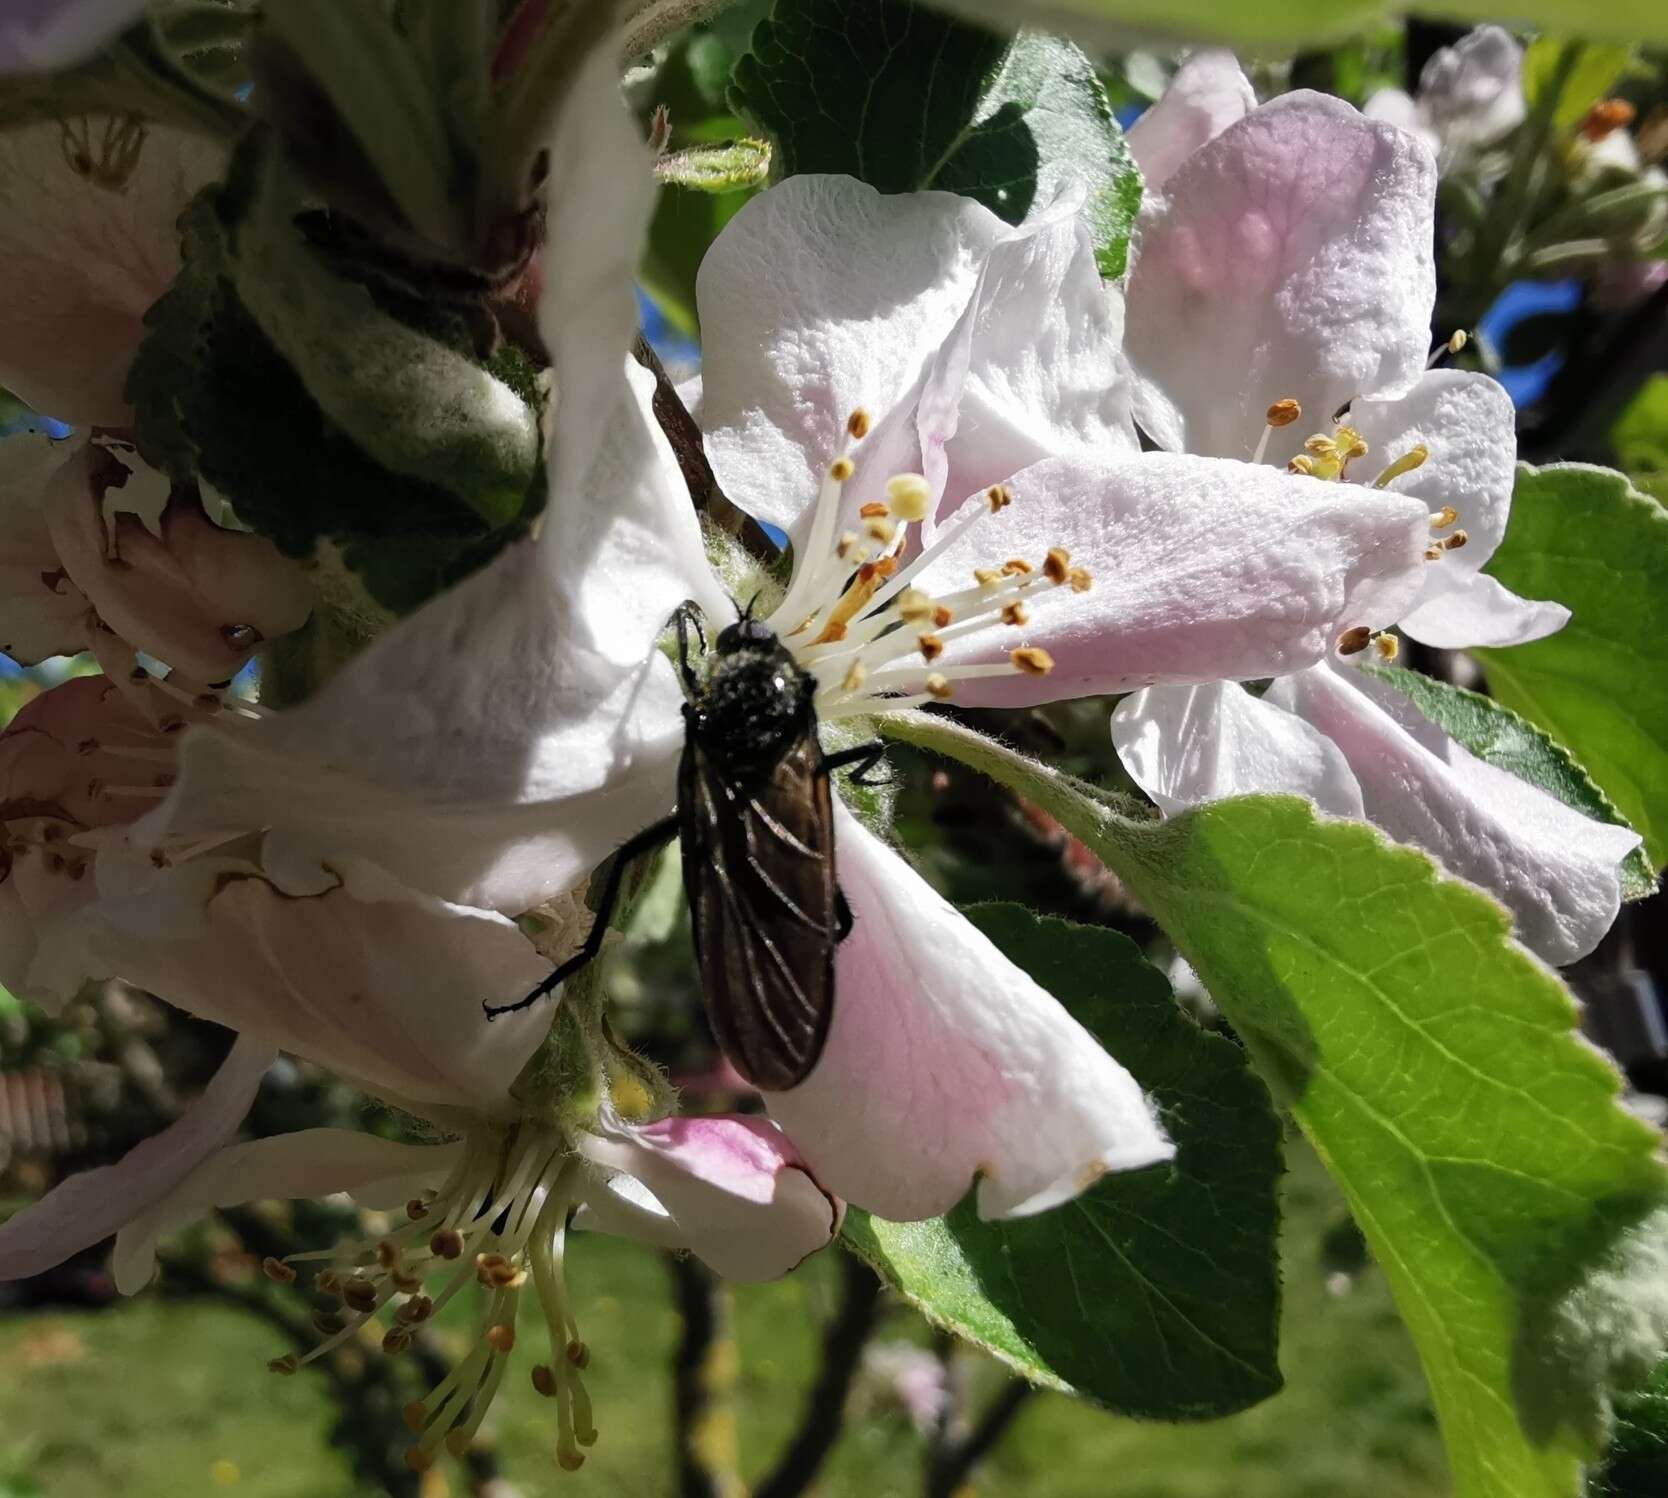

left=690, top=619, right=816, bottom=771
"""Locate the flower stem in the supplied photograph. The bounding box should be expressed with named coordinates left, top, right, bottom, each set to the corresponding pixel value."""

left=667, top=1252, right=744, bottom=1498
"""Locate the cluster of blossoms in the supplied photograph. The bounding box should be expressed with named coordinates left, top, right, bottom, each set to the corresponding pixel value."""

left=0, top=15, right=1646, bottom=1472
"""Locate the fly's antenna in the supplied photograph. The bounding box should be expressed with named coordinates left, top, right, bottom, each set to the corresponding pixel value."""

left=740, top=592, right=761, bottom=623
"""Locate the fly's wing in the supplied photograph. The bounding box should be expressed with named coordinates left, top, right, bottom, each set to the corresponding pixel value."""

left=680, top=732, right=837, bottom=1091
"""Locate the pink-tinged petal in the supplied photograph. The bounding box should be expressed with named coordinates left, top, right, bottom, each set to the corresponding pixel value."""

left=578, top=1113, right=840, bottom=1282
left=763, top=804, right=1173, bottom=1222
left=112, top=1130, right=457, bottom=1294
left=0, top=0, right=147, bottom=73
left=1112, top=681, right=1365, bottom=818
left=914, top=186, right=1137, bottom=543
left=0, top=434, right=87, bottom=665
left=0, top=1031, right=273, bottom=1283
left=911, top=452, right=1428, bottom=707
left=138, top=361, right=706, bottom=912
left=45, top=444, right=312, bottom=680
left=0, top=122, right=223, bottom=424
left=1126, top=50, right=1256, bottom=192
left=34, top=849, right=550, bottom=1113
left=1273, top=663, right=1640, bottom=964
left=1397, top=568, right=1569, bottom=649
left=698, top=175, right=1004, bottom=539
left=1125, top=93, right=1436, bottom=460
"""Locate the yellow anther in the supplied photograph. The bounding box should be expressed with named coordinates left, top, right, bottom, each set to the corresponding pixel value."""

left=1425, top=545, right=1444, bottom=561
left=1011, top=647, right=1055, bottom=676
left=1446, top=329, right=1468, bottom=354
left=835, top=530, right=861, bottom=560
left=430, top=1229, right=464, bottom=1260
left=897, top=587, right=933, bottom=623
left=841, top=661, right=867, bottom=693
left=1304, top=435, right=1339, bottom=459
left=847, top=409, right=871, bottom=439
left=268, top=1356, right=298, bottom=1376
left=865, top=518, right=896, bottom=544
left=1372, top=633, right=1400, bottom=662
left=567, top=1340, right=591, bottom=1369
left=1373, top=445, right=1429, bottom=489
left=1443, top=529, right=1468, bottom=550
left=376, top=1240, right=401, bottom=1270
left=973, top=567, right=1003, bottom=587
left=1068, top=567, right=1092, bottom=593
left=1288, top=455, right=1317, bottom=476
left=343, top=1278, right=378, bottom=1313
left=1002, top=558, right=1033, bottom=576
left=315, top=1270, right=342, bottom=1295
left=382, top=1327, right=412, bottom=1356
left=829, top=457, right=855, bottom=482
left=312, top=1310, right=346, bottom=1336
left=1266, top=398, right=1302, bottom=427
left=987, top=483, right=1013, bottom=511
left=392, top=1271, right=422, bottom=1294
left=918, top=634, right=945, bottom=663
left=397, top=1296, right=435, bottom=1325
left=858, top=501, right=889, bottom=519
left=1429, top=504, right=1458, bottom=530
left=405, top=1198, right=429, bottom=1221
left=818, top=621, right=848, bottom=644
left=1002, top=602, right=1030, bottom=627
left=925, top=674, right=954, bottom=699
left=486, top=1323, right=517, bottom=1353
left=1042, top=547, right=1071, bottom=584
left=262, top=1257, right=297, bottom=1285
left=886, top=473, right=931, bottom=522
left=1336, top=626, right=1372, bottom=656
left=532, top=1365, right=559, bottom=1398
left=1336, top=427, right=1368, bottom=462
left=932, top=604, right=953, bottom=628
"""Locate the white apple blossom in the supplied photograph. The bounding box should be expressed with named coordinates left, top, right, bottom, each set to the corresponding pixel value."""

left=1111, top=72, right=1641, bottom=964
left=1364, top=25, right=1526, bottom=165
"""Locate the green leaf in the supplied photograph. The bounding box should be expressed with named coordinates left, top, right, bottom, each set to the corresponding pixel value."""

left=732, top=0, right=1141, bottom=276
left=1360, top=664, right=1655, bottom=899
left=1522, top=39, right=1633, bottom=134
left=880, top=712, right=1668, bottom=1498
left=843, top=905, right=1282, bottom=1418
left=1475, top=464, right=1668, bottom=871
left=1612, top=375, right=1668, bottom=477
left=920, top=0, right=1668, bottom=50
left=1593, top=1357, right=1668, bottom=1496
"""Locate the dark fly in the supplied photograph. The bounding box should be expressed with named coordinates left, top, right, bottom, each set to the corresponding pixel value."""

left=486, top=602, right=883, bottom=1092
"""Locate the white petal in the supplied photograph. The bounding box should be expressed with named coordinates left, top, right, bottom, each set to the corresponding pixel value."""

left=1419, top=25, right=1525, bottom=152
left=1112, top=681, right=1365, bottom=818
left=112, top=1130, right=458, bottom=1294
left=1348, top=370, right=1517, bottom=571
left=0, top=434, right=86, bottom=665
left=914, top=186, right=1137, bottom=543
left=138, top=361, right=707, bottom=912
left=698, top=175, right=1004, bottom=538
left=1274, top=663, right=1640, bottom=964
left=0, top=122, right=223, bottom=424
left=1397, top=568, right=1570, bottom=649
left=763, top=804, right=1173, bottom=1222
left=0, top=1032, right=273, bottom=1284
left=1124, top=92, right=1436, bottom=459
left=1126, top=49, right=1256, bottom=192
left=913, top=451, right=1429, bottom=707
left=0, top=0, right=147, bottom=72
left=578, top=1113, right=840, bottom=1282
left=36, top=848, right=551, bottom=1113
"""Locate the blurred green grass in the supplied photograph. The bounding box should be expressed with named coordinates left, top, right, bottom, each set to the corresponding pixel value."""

left=0, top=1144, right=1444, bottom=1498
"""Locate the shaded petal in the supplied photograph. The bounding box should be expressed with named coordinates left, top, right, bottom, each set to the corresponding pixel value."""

left=0, top=1031, right=273, bottom=1283
left=0, top=0, right=146, bottom=72
left=913, top=451, right=1428, bottom=707
left=1112, top=681, right=1365, bottom=818
left=113, top=1130, right=457, bottom=1294
left=34, top=848, right=550, bottom=1113
left=0, top=434, right=87, bottom=665
left=1125, top=92, right=1436, bottom=460
left=914, top=186, right=1137, bottom=543
left=1397, top=568, right=1569, bottom=649
left=763, top=804, right=1173, bottom=1222
left=1362, top=88, right=1436, bottom=151
left=1273, top=663, right=1639, bottom=964
left=1419, top=25, right=1525, bottom=152
left=0, top=122, right=222, bottom=424
left=578, top=1113, right=839, bottom=1282
left=698, top=175, right=1004, bottom=538
left=45, top=444, right=311, bottom=680
left=1126, top=49, right=1256, bottom=192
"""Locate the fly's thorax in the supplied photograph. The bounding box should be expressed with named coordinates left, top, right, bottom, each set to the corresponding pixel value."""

left=691, top=635, right=816, bottom=772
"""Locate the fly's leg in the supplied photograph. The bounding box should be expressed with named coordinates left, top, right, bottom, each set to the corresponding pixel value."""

left=484, top=813, right=679, bottom=1019
left=671, top=601, right=707, bottom=696
left=835, top=886, right=854, bottom=941
left=821, top=740, right=894, bottom=788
